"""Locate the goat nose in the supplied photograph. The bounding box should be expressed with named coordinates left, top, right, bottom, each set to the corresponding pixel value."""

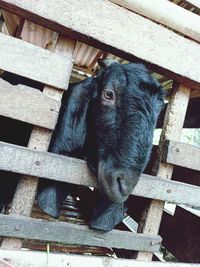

left=115, top=174, right=129, bottom=197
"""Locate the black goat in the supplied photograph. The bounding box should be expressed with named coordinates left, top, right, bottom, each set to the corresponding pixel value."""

left=37, top=59, right=165, bottom=231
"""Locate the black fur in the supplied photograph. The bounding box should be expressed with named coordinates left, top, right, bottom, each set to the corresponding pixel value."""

left=0, top=62, right=164, bottom=231
left=38, top=61, right=164, bottom=229
left=86, top=62, right=164, bottom=202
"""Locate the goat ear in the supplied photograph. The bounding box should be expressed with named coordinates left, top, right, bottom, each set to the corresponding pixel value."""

left=97, top=58, right=117, bottom=68
left=38, top=77, right=95, bottom=218
left=49, top=77, right=95, bottom=157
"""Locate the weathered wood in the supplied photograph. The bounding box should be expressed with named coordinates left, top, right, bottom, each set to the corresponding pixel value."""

left=136, top=84, right=191, bottom=261
left=0, top=141, right=200, bottom=207
left=184, top=0, right=200, bottom=10
left=0, top=1, right=200, bottom=89
left=109, top=0, right=200, bottom=43
left=163, top=140, right=200, bottom=171
left=0, top=32, right=72, bottom=89
left=4, top=250, right=200, bottom=267
left=1, top=30, right=75, bottom=249
left=0, top=214, right=161, bottom=252
left=0, top=78, right=60, bottom=129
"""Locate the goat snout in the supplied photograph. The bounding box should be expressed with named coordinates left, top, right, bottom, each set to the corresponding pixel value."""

left=98, top=165, right=141, bottom=203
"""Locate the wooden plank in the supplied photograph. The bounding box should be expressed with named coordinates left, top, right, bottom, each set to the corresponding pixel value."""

left=3, top=250, right=199, bottom=267
left=0, top=214, right=161, bottom=252
left=109, top=0, right=200, bottom=43
left=0, top=1, right=200, bottom=89
left=0, top=78, right=60, bottom=129
left=164, top=140, right=200, bottom=171
left=0, top=31, right=75, bottom=249
left=0, top=141, right=200, bottom=207
left=136, top=84, right=191, bottom=261
left=184, top=0, right=200, bottom=10
left=0, top=32, right=72, bottom=89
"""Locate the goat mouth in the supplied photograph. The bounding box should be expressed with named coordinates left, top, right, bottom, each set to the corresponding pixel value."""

left=98, top=181, right=129, bottom=203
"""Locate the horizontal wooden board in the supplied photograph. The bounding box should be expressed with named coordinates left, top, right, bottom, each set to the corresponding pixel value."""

left=0, top=1, right=200, bottom=89
left=0, top=214, right=161, bottom=252
left=0, top=142, right=200, bottom=207
left=0, top=32, right=72, bottom=89
left=0, top=78, right=60, bottom=129
left=163, top=140, right=200, bottom=171
left=1, top=250, right=200, bottom=267
left=109, top=0, right=200, bottom=43
left=185, top=0, right=200, bottom=10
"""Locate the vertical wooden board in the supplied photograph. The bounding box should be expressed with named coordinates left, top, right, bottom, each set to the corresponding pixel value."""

left=136, top=84, right=191, bottom=261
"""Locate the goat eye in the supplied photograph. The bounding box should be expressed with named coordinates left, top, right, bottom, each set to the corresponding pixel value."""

left=103, top=90, right=114, bottom=100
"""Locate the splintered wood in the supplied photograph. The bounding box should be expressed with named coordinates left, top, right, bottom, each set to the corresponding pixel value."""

left=136, top=84, right=191, bottom=261
left=1, top=23, right=75, bottom=249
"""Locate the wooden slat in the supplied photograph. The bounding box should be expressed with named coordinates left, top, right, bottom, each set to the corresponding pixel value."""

left=109, top=0, right=200, bottom=43
left=0, top=141, right=200, bottom=207
left=163, top=140, right=200, bottom=171
left=136, top=84, right=191, bottom=261
left=0, top=1, right=200, bottom=89
left=0, top=32, right=72, bottom=89
left=184, top=0, right=200, bottom=10
left=4, top=250, right=200, bottom=267
left=0, top=78, right=60, bottom=129
left=1, top=31, right=75, bottom=249
left=0, top=214, right=161, bottom=252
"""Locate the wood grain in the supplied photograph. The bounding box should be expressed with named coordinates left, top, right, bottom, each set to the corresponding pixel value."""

left=1, top=249, right=200, bottom=267
left=0, top=0, right=200, bottom=89
left=0, top=141, right=200, bottom=207
left=0, top=78, right=60, bottom=129
left=0, top=32, right=72, bottom=89
left=163, top=140, right=200, bottom=171
left=0, top=214, right=161, bottom=252
left=0, top=32, right=75, bottom=249
left=109, top=0, right=200, bottom=43
left=136, top=84, right=191, bottom=261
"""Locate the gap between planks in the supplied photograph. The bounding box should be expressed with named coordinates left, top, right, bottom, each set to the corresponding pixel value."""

left=0, top=22, right=75, bottom=250
left=136, top=84, right=191, bottom=261
left=0, top=0, right=200, bottom=89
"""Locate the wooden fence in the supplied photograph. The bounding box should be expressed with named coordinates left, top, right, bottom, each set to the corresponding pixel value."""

left=0, top=0, right=199, bottom=266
